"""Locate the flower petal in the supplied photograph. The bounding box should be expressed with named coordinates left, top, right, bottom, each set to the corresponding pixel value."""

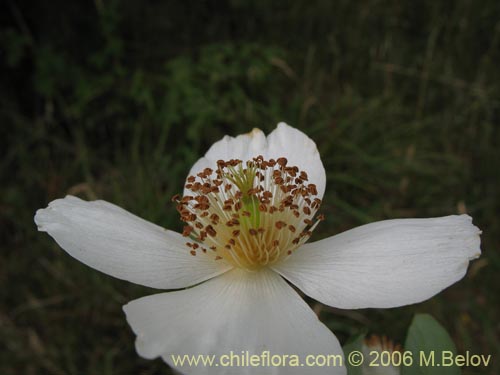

left=274, top=215, right=481, bottom=309
left=35, top=196, right=231, bottom=289
left=266, top=123, right=326, bottom=198
left=185, top=123, right=326, bottom=198
left=124, top=268, right=346, bottom=374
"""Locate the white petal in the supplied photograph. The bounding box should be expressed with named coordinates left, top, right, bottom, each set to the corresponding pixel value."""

left=35, top=196, right=231, bottom=289
left=274, top=215, right=481, bottom=309
left=185, top=123, right=326, bottom=198
left=124, top=268, right=346, bottom=375
left=266, top=123, right=326, bottom=198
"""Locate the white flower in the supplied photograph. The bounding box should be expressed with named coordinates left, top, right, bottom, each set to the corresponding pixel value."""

left=34, top=123, right=481, bottom=375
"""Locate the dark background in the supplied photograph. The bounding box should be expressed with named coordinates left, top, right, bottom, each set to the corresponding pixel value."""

left=1, top=0, right=499, bottom=374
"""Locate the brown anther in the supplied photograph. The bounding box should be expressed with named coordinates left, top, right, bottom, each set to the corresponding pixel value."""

left=201, top=184, right=212, bottom=194
left=312, top=200, right=322, bottom=209
left=242, top=211, right=251, bottom=217
left=317, top=214, right=325, bottom=221
left=215, top=256, right=223, bottom=260
left=285, top=167, right=297, bottom=177
left=275, top=221, right=286, bottom=229
left=181, top=196, right=193, bottom=203
left=258, top=203, right=267, bottom=212
left=187, top=176, right=196, bottom=183
left=232, top=230, right=240, bottom=237
left=228, top=239, right=236, bottom=246
left=277, top=157, right=288, bottom=167
left=182, top=225, right=194, bottom=237
left=282, top=196, right=294, bottom=207
left=303, top=206, right=311, bottom=215
left=195, top=222, right=204, bottom=229
left=288, top=225, right=296, bottom=233
left=190, top=250, right=196, bottom=256
left=272, top=239, right=280, bottom=247
left=234, top=201, right=242, bottom=211
left=304, top=219, right=313, bottom=226
left=247, top=188, right=259, bottom=196
left=287, top=250, right=292, bottom=255
left=195, top=196, right=209, bottom=203
left=308, top=184, right=318, bottom=195
left=249, top=228, right=258, bottom=236
left=171, top=194, right=181, bottom=202
left=257, top=228, right=265, bottom=234
left=292, top=238, right=300, bottom=245
left=192, top=243, right=199, bottom=249
left=206, top=225, right=217, bottom=237
left=194, top=203, right=210, bottom=210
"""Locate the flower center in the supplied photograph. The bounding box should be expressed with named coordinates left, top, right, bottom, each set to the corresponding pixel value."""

left=173, top=156, right=324, bottom=269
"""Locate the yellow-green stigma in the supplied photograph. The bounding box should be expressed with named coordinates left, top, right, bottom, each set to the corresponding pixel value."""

left=173, top=156, right=324, bottom=269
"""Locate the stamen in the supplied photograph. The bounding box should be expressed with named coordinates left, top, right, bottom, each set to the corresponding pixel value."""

left=173, top=156, right=325, bottom=269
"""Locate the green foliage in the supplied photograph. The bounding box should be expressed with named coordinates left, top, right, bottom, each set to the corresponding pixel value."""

left=343, top=315, right=462, bottom=375
left=403, top=314, right=460, bottom=375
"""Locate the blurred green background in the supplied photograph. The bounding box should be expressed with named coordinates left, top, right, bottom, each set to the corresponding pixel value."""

left=1, top=0, right=499, bottom=374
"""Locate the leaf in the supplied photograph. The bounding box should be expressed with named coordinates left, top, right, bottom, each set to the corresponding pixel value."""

left=402, top=314, right=460, bottom=375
